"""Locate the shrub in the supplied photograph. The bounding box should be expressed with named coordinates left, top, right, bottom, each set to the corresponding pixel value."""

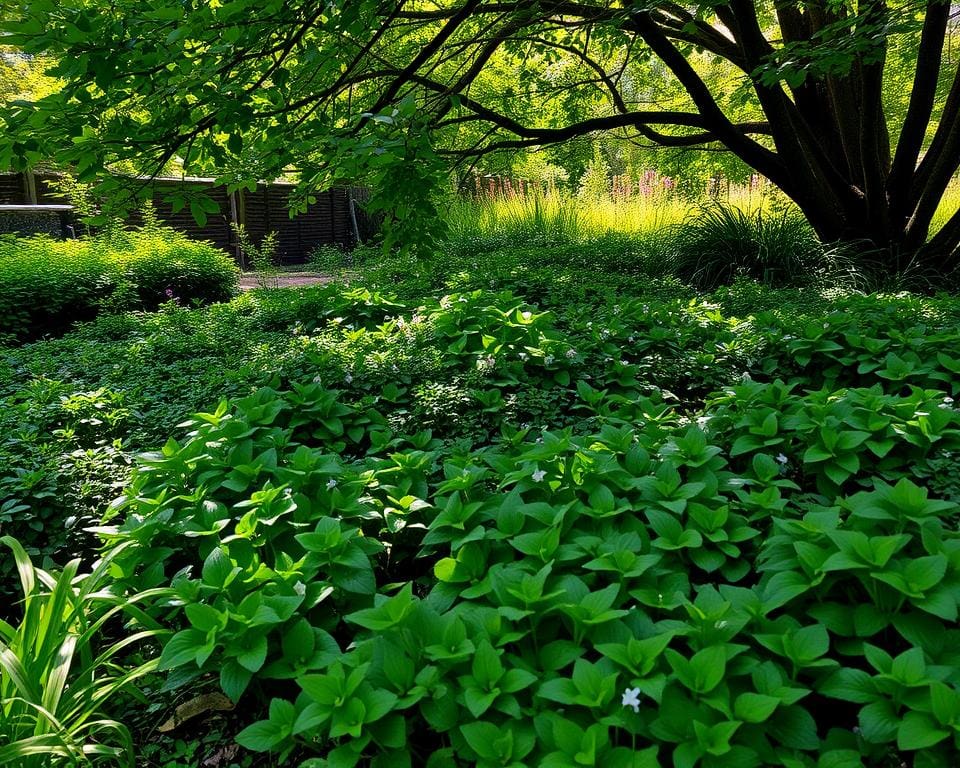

left=114, top=229, right=239, bottom=308
left=0, top=229, right=238, bottom=341
left=0, top=237, right=114, bottom=342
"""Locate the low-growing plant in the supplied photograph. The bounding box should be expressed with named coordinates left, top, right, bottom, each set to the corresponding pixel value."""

left=0, top=536, right=169, bottom=767
left=95, top=365, right=960, bottom=766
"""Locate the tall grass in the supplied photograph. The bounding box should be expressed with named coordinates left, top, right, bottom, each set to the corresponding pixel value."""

left=446, top=173, right=779, bottom=252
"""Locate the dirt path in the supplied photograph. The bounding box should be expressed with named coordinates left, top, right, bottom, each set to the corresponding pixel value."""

left=238, top=272, right=332, bottom=290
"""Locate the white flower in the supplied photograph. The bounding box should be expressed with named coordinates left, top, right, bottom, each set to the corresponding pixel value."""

left=522, top=311, right=532, bottom=320
left=344, top=373, right=353, bottom=384
left=565, top=349, right=577, bottom=359
left=532, top=469, right=547, bottom=482
left=326, top=478, right=337, bottom=490
left=776, top=453, right=789, bottom=464
left=621, top=687, right=642, bottom=713
left=741, top=371, right=752, bottom=381
left=544, top=355, right=555, bottom=365
left=519, top=352, right=529, bottom=361
left=458, top=296, right=468, bottom=303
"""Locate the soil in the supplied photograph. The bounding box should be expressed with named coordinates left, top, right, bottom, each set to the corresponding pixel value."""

left=238, top=272, right=332, bottom=290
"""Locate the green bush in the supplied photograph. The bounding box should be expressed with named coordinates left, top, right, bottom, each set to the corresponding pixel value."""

left=114, top=229, right=240, bottom=308
left=0, top=229, right=239, bottom=341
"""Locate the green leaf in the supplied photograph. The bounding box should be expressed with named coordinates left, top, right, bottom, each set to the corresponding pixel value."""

left=202, top=547, right=238, bottom=589
left=236, top=635, right=268, bottom=673
left=460, top=722, right=501, bottom=761
left=858, top=699, right=899, bottom=744
left=220, top=660, right=253, bottom=702
left=235, top=720, right=286, bottom=752
left=897, top=711, right=949, bottom=750
left=160, top=629, right=205, bottom=670
left=472, top=640, right=504, bottom=688
left=818, top=668, right=877, bottom=704
left=734, top=693, right=780, bottom=723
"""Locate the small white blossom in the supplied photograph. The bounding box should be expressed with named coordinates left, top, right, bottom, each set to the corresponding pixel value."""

left=622, top=687, right=642, bottom=713
left=458, top=296, right=469, bottom=303
left=326, top=478, right=337, bottom=490
left=532, top=469, right=547, bottom=482
left=544, top=355, right=555, bottom=366
left=521, top=311, right=532, bottom=320
left=565, top=349, right=577, bottom=359
left=344, top=373, right=353, bottom=384
left=776, top=453, right=789, bottom=464
left=518, top=352, right=529, bottom=361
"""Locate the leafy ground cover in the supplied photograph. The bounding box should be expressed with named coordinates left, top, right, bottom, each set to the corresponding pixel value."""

left=3, top=250, right=960, bottom=766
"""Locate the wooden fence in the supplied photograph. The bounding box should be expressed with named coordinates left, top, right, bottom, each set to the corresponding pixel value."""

left=0, top=172, right=378, bottom=264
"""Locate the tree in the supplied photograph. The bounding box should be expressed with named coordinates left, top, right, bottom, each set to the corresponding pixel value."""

left=2, top=1, right=959, bottom=269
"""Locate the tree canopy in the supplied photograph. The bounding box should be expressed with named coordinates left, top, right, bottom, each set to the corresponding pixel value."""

left=3, top=1, right=960, bottom=266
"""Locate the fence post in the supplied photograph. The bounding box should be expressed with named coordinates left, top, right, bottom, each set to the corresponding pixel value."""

left=23, top=171, right=37, bottom=204
left=229, top=189, right=246, bottom=263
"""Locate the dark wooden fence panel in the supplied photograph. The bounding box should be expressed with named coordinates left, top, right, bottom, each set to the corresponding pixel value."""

left=0, top=173, right=374, bottom=264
